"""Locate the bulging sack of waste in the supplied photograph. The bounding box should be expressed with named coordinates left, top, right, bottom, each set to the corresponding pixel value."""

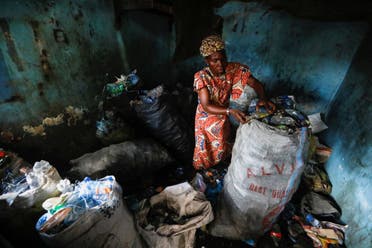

left=0, top=160, right=61, bottom=208
left=209, top=120, right=309, bottom=240
left=36, top=175, right=143, bottom=248
left=68, top=138, right=174, bottom=182
left=136, top=182, right=214, bottom=248
left=130, top=85, right=194, bottom=162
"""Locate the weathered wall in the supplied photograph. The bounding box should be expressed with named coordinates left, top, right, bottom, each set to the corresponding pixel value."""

left=0, top=0, right=123, bottom=126
left=322, top=29, right=372, bottom=248
left=0, top=0, right=126, bottom=165
left=216, top=1, right=368, bottom=114
left=118, top=10, right=174, bottom=87
left=0, top=1, right=370, bottom=246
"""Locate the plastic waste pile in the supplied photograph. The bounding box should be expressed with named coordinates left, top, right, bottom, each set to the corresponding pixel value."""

left=0, top=149, right=31, bottom=197
left=103, top=69, right=140, bottom=99
left=246, top=95, right=310, bottom=131
left=238, top=106, right=347, bottom=247
left=192, top=168, right=226, bottom=207
left=36, top=176, right=116, bottom=234
left=0, top=159, right=61, bottom=208
left=95, top=70, right=140, bottom=143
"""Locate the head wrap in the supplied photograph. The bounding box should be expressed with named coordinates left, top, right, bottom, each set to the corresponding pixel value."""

left=199, top=35, right=225, bottom=57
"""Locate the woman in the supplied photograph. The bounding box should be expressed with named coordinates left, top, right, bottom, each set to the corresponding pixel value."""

left=193, top=35, right=275, bottom=170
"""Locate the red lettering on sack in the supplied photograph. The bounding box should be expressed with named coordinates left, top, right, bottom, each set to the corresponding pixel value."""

left=247, top=168, right=254, bottom=178
left=261, top=167, right=271, bottom=176
left=271, top=189, right=286, bottom=199
left=246, top=163, right=296, bottom=178
left=248, top=183, right=267, bottom=195
left=274, top=163, right=285, bottom=174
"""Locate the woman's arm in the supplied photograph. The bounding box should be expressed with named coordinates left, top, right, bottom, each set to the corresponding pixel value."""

left=248, top=76, right=276, bottom=114
left=198, top=87, right=247, bottom=123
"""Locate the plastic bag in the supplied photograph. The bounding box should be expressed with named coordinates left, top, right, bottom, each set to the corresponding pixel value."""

left=0, top=160, right=61, bottom=208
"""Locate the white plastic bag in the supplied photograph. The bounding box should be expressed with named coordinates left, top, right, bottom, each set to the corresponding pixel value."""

left=308, top=113, right=328, bottom=134
left=0, top=160, right=61, bottom=208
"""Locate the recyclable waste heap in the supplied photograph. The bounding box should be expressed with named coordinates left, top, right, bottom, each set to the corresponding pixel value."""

left=0, top=70, right=347, bottom=248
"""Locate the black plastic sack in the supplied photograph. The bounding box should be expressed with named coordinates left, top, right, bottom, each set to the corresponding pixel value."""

left=130, top=85, right=194, bottom=162
left=300, top=191, right=342, bottom=220
left=68, top=138, right=175, bottom=183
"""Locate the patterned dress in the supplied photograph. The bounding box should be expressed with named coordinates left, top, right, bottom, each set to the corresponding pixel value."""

left=193, top=62, right=254, bottom=169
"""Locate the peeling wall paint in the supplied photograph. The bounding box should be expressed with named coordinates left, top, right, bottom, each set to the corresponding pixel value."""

left=22, top=105, right=88, bottom=137
left=0, top=0, right=123, bottom=165
left=0, top=0, right=124, bottom=128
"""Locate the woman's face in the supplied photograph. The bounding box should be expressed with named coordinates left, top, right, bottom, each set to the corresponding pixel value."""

left=205, top=50, right=227, bottom=76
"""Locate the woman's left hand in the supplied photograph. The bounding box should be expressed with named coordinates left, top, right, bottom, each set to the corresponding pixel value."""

left=256, top=99, right=276, bottom=114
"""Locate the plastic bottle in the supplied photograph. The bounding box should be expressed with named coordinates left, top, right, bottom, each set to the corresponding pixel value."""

left=192, top=173, right=207, bottom=192
left=305, top=213, right=321, bottom=228
left=105, top=70, right=140, bottom=98
left=96, top=118, right=109, bottom=137
left=105, top=83, right=125, bottom=97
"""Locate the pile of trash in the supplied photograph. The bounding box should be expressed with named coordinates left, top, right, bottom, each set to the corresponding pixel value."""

left=195, top=95, right=347, bottom=247
left=0, top=84, right=348, bottom=248
left=0, top=158, right=61, bottom=208
left=35, top=175, right=143, bottom=248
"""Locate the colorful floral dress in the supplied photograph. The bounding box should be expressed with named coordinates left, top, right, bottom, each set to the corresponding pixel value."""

left=193, top=62, right=254, bottom=169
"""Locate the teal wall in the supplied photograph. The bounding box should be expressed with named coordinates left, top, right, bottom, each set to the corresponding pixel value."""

left=322, top=29, right=372, bottom=247
left=0, top=0, right=124, bottom=127
left=216, top=2, right=368, bottom=114
left=214, top=3, right=371, bottom=247
left=0, top=0, right=127, bottom=164
left=119, top=10, right=174, bottom=87
left=0, top=1, right=370, bottom=247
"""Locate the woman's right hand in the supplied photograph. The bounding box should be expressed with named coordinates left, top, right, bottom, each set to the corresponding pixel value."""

left=229, top=109, right=248, bottom=124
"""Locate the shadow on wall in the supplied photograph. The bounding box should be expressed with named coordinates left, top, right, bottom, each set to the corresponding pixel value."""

left=321, top=28, right=372, bottom=247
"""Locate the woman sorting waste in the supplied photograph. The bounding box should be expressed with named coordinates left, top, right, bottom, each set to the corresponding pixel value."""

left=193, top=35, right=275, bottom=170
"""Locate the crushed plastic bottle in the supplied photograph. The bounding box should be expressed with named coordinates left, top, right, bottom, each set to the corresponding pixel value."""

left=105, top=83, right=125, bottom=97
left=57, top=179, right=73, bottom=194
left=0, top=169, right=29, bottom=195
left=285, top=109, right=310, bottom=127
left=205, top=179, right=223, bottom=206
left=273, top=95, right=296, bottom=109
left=105, top=70, right=140, bottom=98
left=26, top=171, right=42, bottom=189
left=96, top=118, right=110, bottom=137
left=305, top=213, right=321, bottom=228
left=243, top=239, right=256, bottom=247
left=270, top=115, right=296, bottom=126
left=33, top=160, right=52, bottom=175
left=191, top=173, right=207, bottom=193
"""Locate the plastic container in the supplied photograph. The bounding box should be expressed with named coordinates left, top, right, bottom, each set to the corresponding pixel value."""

left=305, top=213, right=321, bottom=228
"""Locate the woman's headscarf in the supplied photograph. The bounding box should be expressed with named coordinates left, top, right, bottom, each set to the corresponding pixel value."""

left=199, top=35, right=225, bottom=57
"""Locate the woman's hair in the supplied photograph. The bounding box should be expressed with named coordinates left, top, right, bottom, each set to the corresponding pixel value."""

left=200, top=35, right=225, bottom=57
